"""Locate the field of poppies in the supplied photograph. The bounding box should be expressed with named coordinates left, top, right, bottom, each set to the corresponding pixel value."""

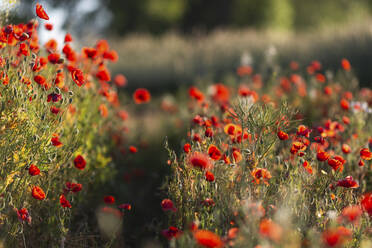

left=0, top=3, right=371, bottom=248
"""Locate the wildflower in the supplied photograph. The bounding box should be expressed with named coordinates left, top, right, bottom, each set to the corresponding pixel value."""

left=251, top=168, right=272, bottom=185
left=328, top=156, right=345, bottom=172
left=70, top=68, right=85, bottom=86
left=189, top=152, right=212, bottom=170
left=360, top=148, right=372, bottom=160
left=28, top=164, right=40, bottom=176
left=317, top=150, right=330, bottom=161
left=133, top=88, right=151, bottom=104
left=129, top=146, right=137, bottom=153
left=51, top=134, right=63, bottom=147
left=99, top=104, right=108, bottom=118
left=205, top=171, right=215, bottom=182
left=74, top=155, right=86, bottom=170
left=340, top=205, right=362, bottom=224
left=201, top=198, right=215, bottom=207
left=337, top=176, right=359, bottom=189
left=341, top=58, right=351, bottom=71
left=232, top=150, right=242, bottom=163
left=16, top=208, right=31, bottom=224
left=237, top=65, right=252, bottom=76
left=32, top=186, right=46, bottom=200
left=96, top=67, right=111, bottom=82
left=341, top=144, right=351, bottom=154
left=60, top=194, right=71, bottom=208
left=64, top=33, right=72, bottom=43
left=162, top=226, right=182, bottom=240
left=302, top=160, right=313, bottom=174
left=66, top=182, right=82, bottom=193
left=259, top=219, right=282, bottom=243
left=44, top=23, right=53, bottom=31
left=322, top=226, right=351, bottom=247
left=358, top=160, right=365, bottom=167
left=189, top=86, right=204, bottom=102
left=47, top=53, right=60, bottom=64
left=161, top=199, right=176, bottom=212
left=277, top=130, right=289, bottom=140
left=361, top=193, right=372, bottom=216
left=340, top=99, right=349, bottom=110
left=297, top=125, right=311, bottom=137
left=50, top=106, right=61, bottom=114
left=193, top=230, right=223, bottom=248
left=36, top=3, right=49, bottom=20
left=208, top=145, right=221, bottom=160
left=82, top=47, right=98, bottom=59
left=114, top=74, right=127, bottom=87
left=224, top=123, right=242, bottom=136
left=210, top=83, right=230, bottom=103
left=104, top=195, right=115, bottom=204
left=183, top=143, right=191, bottom=153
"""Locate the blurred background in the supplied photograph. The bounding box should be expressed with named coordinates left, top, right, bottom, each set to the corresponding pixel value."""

left=3, top=0, right=372, bottom=91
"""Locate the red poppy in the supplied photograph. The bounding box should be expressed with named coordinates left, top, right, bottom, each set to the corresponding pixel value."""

left=328, top=156, right=344, bottom=172
left=211, top=83, right=230, bottom=103
left=302, top=160, right=313, bottom=174
left=208, top=145, right=221, bottom=160
left=361, top=193, right=372, bottom=216
left=74, top=155, right=86, bottom=170
left=277, top=130, right=289, bottom=140
left=70, top=68, right=85, bottom=87
left=340, top=205, right=362, bottom=224
left=162, top=226, right=183, bottom=240
left=183, top=143, right=191, bottom=153
left=82, top=47, right=98, bottom=59
left=44, top=23, right=53, bottom=31
left=114, top=74, right=127, bottom=87
left=104, top=195, right=115, bottom=204
left=317, top=150, right=330, bottom=161
left=316, top=73, right=326, bottom=83
left=96, top=67, right=111, bottom=82
left=18, top=43, right=29, bottom=56
left=133, top=88, right=151, bottom=104
left=189, top=86, right=204, bottom=102
left=341, top=144, right=351, bottom=154
left=189, top=152, right=212, bottom=170
left=47, top=93, right=62, bottom=103
left=251, top=168, right=272, bottom=185
left=340, top=99, right=349, bottom=110
left=296, top=125, right=311, bottom=137
left=232, top=150, right=242, bottom=163
left=193, top=230, right=223, bottom=248
left=259, top=219, right=282, bottom=243
left=129, top=146, right=138, bottom=153
left=205, top=171, right=215, bottom=182
left=51, top=134, right=63, bottom=147
left=16, top=208, right=31, bottom=224
left=50, top=106, right=61, bottom=114
left=47, top=53, right=60, bottom=64
left=161, top=199, right=176, bottom=212
left=322, top=226, right=351, bottom=247
left=64, top=33, right=72, bottom=43
left=337, top=176, right=359, bottom=189
left=341, top=58, right=351, bottom=71
left=36, top=3, right=49, bottom=20
left=29, top=164, right=40, bottom=176
left=60, top=194, right=71, bottom=208
left=32, top=186, right=46, bottom=200
left=66, top=182, right=82, bottom=193
left=360, top=148, right=372, bottom=160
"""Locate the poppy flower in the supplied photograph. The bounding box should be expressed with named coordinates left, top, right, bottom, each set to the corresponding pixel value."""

left=204, top=128, right=213, bottom=137
left=44, top=23, right=53, bottom=31
left=193, top=230, right=223, bottom=248
left=302, top=160, right=313, bottom=174
left=340, top=99, right=349, bottom=110
left=251, top=168, right=272, bottom=185
left=47, top=93, right=62, bottom=103
left=232, top=150, right=242, bottom=163
left=316, top=73, right=326, bottom=83
left=74, top=155, right=86, bottom=170
left=337, top=176, right=359, bottom=189
left=161, top=199, right=176, bottom=212
left=317, top=150, right=330, bottom=161
left=340, top=205, right=362, bottom=224
left=66, top=182, right=82, bottom=193
left=99, top=104, right=108, bottom=118
left=341, top=58, right=351, bottom=71
left=189, top=86, right=204, bottom=102
left=29, top=164, right=40, bottom=176
left=183, top=143, right=191, bottom=153
left=358, top=160, right=365, bottom=167
left=129, top=146, right=137, bottom=153
left=224, top=124, right=242, bottom=136
left=259, top=219, right=283, bottom=243
left=133, top=88, right=151, bottom=104
left=70, top=68, right=85, bottom=86
left=277, top=130, right=289, bottom=140
left=114, top=74, right=127, bottom=87
left=51, top=134, right=63, bottom=147
left=60, top=194, right=71, bottom=208
left=82, top=47, right=98, bottom=59
left=96, top=68, right=111, bottom=82
left=50, top=106, right=61, bottom=114
left=32, top=186, right=46, bottom=200
left=162, top=226, right=182, bottom=240
left=104, top=195, right=115, bottom=204
left=361, top=193, right=372, bottom=216
left=36, top=3, right=49, bottom=20
left=64, top=33, right=72, bottom=43
left=47, top=53, right=60, bottom=64
left=341, top=144, right=351, bottom=154
left=360, top=148, right=372, bottom=160
left=237, top=65, right=252, bottom=76
left=205, top=171, right=215, bottom=182
left=211, top=83, right=230, bottom=103
left=18, top=43, right=29, bottom=56
left=328, top=156, right=345, bottom=172
left=34, top=75, right=46, bottom=86
left=16, top=208, right=31, bottom=224
left=322, top=226, right=352, bottom=247
left=208, top=145, right=221, bottom=160
left=189, top=152, right=212, bottom=170
left=296, top=125, right=311, bottom=137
